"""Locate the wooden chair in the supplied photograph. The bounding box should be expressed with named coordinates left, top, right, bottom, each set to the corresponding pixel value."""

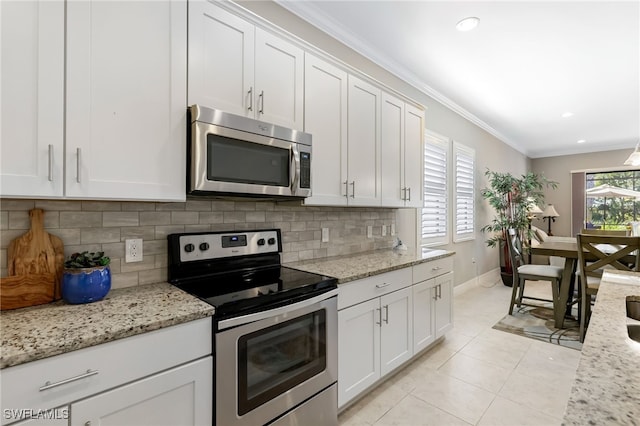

left=576, top=234, right=640, bottom=342
left=506, top=228, right=563, bottom=315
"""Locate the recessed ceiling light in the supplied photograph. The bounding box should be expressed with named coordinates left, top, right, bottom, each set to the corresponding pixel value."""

left=561, top=112, right=574, bottom=118
left=456, top=17, right=480, bottom=32
left=577, top=139, right=586, bottom=144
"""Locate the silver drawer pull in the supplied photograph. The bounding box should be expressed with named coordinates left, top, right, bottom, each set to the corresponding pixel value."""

left=431, top=266, right=442, bottom=271
left=39, top=369, right=99, bottom=391
left=375, top=282, right=390, bottom=289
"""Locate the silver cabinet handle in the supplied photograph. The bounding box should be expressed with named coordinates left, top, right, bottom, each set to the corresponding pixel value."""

left=343, top=181, right=349, bottom=198
left=407, top=187, right=411, bottom=201
left=376, top=307, right=381, bottom=325
left=401, top=187, right=406, bottom=201
left=437, top=284, right=442, bottom=299
left=247, top=87, right=253, bottom=111
left=48, top=144, right=54, bottom=181
left=433, top=286, right=439, bottom=300
left=375, top=282, right=390, bottom=289
left=350, top=181, right=355, bottom=198
left=431, top=266, right=442, bottom=272
left=384, top=305, right=389, bottom=324
left=258, top=90, right=264, bottom=114
left=76, top=147, right=82, bottom=183
left=39, top=369, right=99, bottom=391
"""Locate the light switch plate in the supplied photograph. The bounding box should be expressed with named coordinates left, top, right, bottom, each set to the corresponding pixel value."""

left=391, top=224, right=396, bottom=235
left=382, top=225, right=387, bottom=236
left=367, top=225, right=373, bottom=238
left=321, top=228, right=329, bottom=243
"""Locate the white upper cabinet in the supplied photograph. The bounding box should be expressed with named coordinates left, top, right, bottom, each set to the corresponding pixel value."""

left=381, top=93, right=424, bottom=208
left=347, top=76, right=382, bottom=206
left=188, top=1, right=304, bottom=130
left=1, top=0, right=64, bottom=198
left=303, top=53, right=348, bottom=206
left=403, top=104, right=425, bottom=208
left=1, top=0, right=187, bottom=201
left=65, top=0, right=187, bottom=200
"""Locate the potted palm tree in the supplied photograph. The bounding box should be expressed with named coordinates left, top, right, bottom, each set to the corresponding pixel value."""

left=481, top=169, right=557, bottom=286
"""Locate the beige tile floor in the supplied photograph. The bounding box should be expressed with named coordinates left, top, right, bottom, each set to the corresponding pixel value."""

left=338, top=279, right=581, bottom=426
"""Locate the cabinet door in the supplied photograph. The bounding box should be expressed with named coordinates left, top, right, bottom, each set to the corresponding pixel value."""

left=338, top=298, right=380, bottom=408
left=347, top=76, right=381, bottom=206
left=434, top=271, right=454, bottom=337
left=404, top=104, right=425, bottom=208
left=303, top=54, right=348, bottom=206
left=254, top=28, right=304, bottom=130
left=65, top=0, right=187, bottom=201
left=0, top=0, right=64, bottom=197
left=380, top=93, right=405, bottom=207
left=380, top=287, right=413, bottom=376
left=188, top=1, right=254, bottom=116
left=71, top=357, right=212, bottom=426
left=412, top=279, right=435, bottom=353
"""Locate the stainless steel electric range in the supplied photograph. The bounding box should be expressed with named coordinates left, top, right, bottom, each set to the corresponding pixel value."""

left=168, top=229, right=338, bottom=426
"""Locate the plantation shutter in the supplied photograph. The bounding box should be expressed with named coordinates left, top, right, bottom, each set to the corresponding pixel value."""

left=421, top=131, right=449, bottom=246
left=454, top=142, right=475, bottom=242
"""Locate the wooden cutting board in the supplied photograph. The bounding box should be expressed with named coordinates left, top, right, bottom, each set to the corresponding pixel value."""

left=1, top=208, right=64, bottom=310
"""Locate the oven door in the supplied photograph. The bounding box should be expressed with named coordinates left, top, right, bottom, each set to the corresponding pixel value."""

left=191, top=120, right=309, bottom=197
left=215, top=294, right=337, bottom=426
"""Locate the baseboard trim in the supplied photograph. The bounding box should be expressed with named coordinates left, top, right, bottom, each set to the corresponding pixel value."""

left=453, top=267, right=501, bottom=296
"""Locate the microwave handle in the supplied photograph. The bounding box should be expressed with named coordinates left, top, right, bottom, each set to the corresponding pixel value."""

left=290, top=146, right=299, bottom=194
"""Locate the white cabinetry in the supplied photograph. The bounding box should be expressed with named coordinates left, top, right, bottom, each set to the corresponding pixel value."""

left=412, top=258, right=454, bottom=354
left=0, top=0, right=187, bottom=201
left=0, top=0, right=64, bottom=198
left=0, top=319, right=212, bottom=426
left=346, top=76, right=382, bottom=206
left=337, top=269, right=412, bottom=408
left=188, top=1, right=304, bottom=130
left=303, top=54, right=348, bottom=206
left=337, top=258, right=454, bottom=409
left=380, top=93, right=424, bottom=207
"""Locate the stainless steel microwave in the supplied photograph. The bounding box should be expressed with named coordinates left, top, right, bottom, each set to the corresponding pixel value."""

left=188, top=105, right=312, bottom=198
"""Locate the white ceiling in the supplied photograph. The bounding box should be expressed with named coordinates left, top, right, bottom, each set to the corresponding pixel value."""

left=276, top=0, right=640, bottom=158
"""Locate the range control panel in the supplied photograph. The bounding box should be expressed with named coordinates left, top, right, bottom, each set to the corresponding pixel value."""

left=177, top=229, right=280, bottom=262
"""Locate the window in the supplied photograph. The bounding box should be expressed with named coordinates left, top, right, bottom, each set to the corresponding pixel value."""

left=421, top=130, right=449, bottom=246
left=584, top=169, right=640, bottom=230
left=453, top=141, right=475, bottom=242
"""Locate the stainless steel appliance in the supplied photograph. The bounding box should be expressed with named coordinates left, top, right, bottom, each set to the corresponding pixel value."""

left=187, top=105, right=312, bottom=198
left=168, top=229, right=337, bottom=426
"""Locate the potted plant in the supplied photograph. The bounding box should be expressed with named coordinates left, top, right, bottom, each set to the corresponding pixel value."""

left=62, top=251, right=111, bottom=304
left=480, top=169, right=557, bottom=286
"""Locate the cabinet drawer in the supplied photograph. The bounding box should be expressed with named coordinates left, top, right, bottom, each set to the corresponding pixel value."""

left=412, top=257, right=453, bottom=283
left=1, top=318, right=211, bottom=425
left=338, top=268, right=412, bottom=310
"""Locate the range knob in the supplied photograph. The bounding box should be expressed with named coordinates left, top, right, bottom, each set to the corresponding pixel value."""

left=199, top=242, right=210, bottom=251
left=184, top=243, right=195, bottom=253
left=257, top=238, right=266, bottom=246
left=268, top=237, right=276, bottom=245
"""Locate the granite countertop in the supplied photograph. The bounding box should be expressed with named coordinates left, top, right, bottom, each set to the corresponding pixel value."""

left=285, top=248, right=455, bottom=284
left=563, top=270, right=640, bottom=425
left=0, top=282, right=214, bottom=369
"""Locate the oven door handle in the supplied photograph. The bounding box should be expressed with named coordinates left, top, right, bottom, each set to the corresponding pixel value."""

left=217, top=288, right=338, bottom=331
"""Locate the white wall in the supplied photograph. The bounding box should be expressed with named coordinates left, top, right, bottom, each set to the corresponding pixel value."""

left=237, top=0, right=530, bottom=286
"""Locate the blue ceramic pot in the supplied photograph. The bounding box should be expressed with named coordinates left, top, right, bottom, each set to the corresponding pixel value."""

left=62, top=265, right=111, bottom=304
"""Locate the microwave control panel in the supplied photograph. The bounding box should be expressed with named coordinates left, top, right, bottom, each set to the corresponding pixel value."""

left=300, top=152, right=311, bottom=189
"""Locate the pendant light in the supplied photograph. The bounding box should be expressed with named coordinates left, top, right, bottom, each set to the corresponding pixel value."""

left=624, top=143, right=640, bottom=166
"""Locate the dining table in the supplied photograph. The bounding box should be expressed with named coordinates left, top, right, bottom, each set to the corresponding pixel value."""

left=530, top=238, right=637, bottom=328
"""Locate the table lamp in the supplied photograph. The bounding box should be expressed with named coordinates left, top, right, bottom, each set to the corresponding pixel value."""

left=542, top=204, right=559, bottom=235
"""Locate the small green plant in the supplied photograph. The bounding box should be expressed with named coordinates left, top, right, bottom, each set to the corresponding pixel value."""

left=64, top=251, right=111, bottom=268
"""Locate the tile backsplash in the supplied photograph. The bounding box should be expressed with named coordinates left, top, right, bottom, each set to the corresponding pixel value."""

left=0, top=198, right=397, bottom=289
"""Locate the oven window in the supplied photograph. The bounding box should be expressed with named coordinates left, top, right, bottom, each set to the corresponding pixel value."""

left=237, top=310, right=327, bottom=415
left=207, top=134, right=289, bottom=187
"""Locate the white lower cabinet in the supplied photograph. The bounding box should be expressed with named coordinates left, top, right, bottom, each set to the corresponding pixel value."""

left=337, top=260, right=454, bottom=409
left=1, top=319, right=212, bottom=426
left=71, top=358, right=211, bottom=426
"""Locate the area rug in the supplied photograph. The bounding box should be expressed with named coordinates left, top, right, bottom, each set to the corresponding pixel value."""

left=492, top=304, right=582, bottom=350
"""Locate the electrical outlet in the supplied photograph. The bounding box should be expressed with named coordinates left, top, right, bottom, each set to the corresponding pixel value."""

left=472, top=257, right=476, bottom=264
left=125, top=238, right=143, bottom=263
left=321, top=228, right=329, bottom=243
left=391, top=224, right=396, bottom=235
left=367, top=225, right=373, bottom=238
left=382, top=225, right=387, bottom=236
